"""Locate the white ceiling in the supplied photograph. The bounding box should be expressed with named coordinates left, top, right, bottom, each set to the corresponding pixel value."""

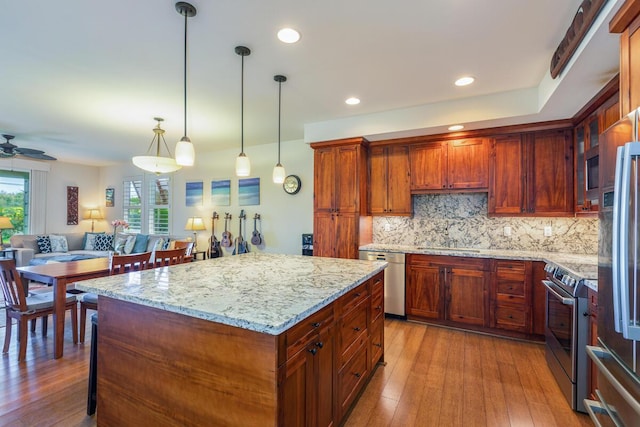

left=0, top=0, right=624, bottom=166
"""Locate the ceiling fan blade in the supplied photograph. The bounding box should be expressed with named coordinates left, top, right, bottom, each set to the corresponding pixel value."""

left=20, top=152, right=56, bottom=161
left=15, top=147, right=45, bottom=155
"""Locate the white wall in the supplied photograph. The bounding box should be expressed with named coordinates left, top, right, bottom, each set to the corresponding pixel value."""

left=99, top=139, right=314, bottom=255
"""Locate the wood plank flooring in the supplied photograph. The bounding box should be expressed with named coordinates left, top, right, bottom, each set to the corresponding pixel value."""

left=0, top=313, right=593, bottom=426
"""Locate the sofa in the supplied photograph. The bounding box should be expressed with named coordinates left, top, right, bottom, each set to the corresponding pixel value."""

left=9, top=232, right=182, bottom=267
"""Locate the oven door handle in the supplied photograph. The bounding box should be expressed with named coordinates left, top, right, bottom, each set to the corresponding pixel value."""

left=542, top=280, right=574, bottom=306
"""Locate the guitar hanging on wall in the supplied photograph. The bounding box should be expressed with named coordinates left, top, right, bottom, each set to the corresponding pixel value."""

left=221, top=213, right=233, bottom=248
left=251, top=213, right=263, bottom=246
left=233, top=210, right=249, bottom=255
left=210, top=211, right=222, bottom=258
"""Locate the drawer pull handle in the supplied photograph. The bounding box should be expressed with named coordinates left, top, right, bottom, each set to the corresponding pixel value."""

left=355, top=292, right=361, bottom=297
left=374, top=343, right=382, bottom=348
left=353, top=327, right=361, bottom=332
left=508, top=315, right=513, bottom=319
left=354, top=372, right=361, bottom=378
left=316, top=341, right=324, bottom=349
left=376, top=305, right=382, bottom=311
left=311, top=322, right=321, bottom=328
left=308, top=348, right=317, bottom=355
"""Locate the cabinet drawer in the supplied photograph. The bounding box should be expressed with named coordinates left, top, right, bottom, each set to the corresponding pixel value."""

left=340, top=283, right=369, bottom=315
left=338, top=342, right=369, bottom=419
left=495, top=260, right=526, bottom=276
left=339, top=299, right=368, bottom=367
left=369, top=320, right=384, bottom=369
left=286, top=304, right=334, bottom=360
left=495, top=305, right=527, bottom=330
left=496, top=293, right=526, bottom=305
left=496, top=281, right=525, bottom=297
left=371, top=278, right=384, bottom=324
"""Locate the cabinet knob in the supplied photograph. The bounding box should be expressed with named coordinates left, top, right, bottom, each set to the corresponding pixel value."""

left=508, top=315, right=513, bottom=319
left=442, top=185, right=446, bottom=188
left=308, top=347, right=318, bottom=355
left=355, top=292, right=361, bottom=297
left=311, top=322, right=321, bottom=328
left=354, top=372, right=361, bottom=378
left=354, top=327, right=361, bottom=332
left=374, top=343, right=382, bottom=348
left=376, top=305, right=382, bottom=311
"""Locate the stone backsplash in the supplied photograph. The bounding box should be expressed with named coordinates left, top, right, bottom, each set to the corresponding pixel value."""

left=372, top=193, right=598, bottom=254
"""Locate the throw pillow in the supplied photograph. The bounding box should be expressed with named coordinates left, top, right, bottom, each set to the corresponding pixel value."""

left=146, top=236, right=164, bottom=252
left=93, top=234, right=113, bottom=251
left=162, top=238, right=171, bottom=250
left=83, top=232, right=105, bottom=250
left=48, top=234, right=69, bottom=253
left=114, top=236, right=128, bottom=254
left=123, top=235, right=136, bottom=254
left=36, top=235, right=52, bottom=254
left=132, top=234, right=149, bottom=254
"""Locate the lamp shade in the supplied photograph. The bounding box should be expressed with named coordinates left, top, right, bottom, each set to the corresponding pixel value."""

left=85, top=209, right=103, bottom=220
left=184, top=217, right=206, bottom=231
left=133, top=155, right=182, bottom=174
left=272, top=163, right=286, bottom=184
left=235, top=153, right=251, bottom=177
left=0, top=217, right=14, bottom=229
left=175, top=137, right=195, bottom=166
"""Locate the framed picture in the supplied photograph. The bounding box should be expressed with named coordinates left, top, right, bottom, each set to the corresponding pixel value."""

left=239, top=177, right=260, bottom=206
left=66, top=186, right=79, bottom=225
left=186, top=181, right=203, bottom=206
left=105, top=187, right=115, bottom=207
left=211, top=179, right=230, bottom=206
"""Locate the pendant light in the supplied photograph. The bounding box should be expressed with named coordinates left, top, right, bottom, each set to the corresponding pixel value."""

left=133, top=118, right=182, bottom=174
left=174, top=2, right=196, bottom=167
left=235, top=46, right=251, bottom=177
left=272, top=75, right=287, bottom=184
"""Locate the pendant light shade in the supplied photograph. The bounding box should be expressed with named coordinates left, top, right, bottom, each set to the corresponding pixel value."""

left=272, top=74, right=287, bottom=184
left=235, top=46, right=251, bottom=177
left=175, top=2, right=196, bottom=167
left=133, top=118, right=182, bottom=174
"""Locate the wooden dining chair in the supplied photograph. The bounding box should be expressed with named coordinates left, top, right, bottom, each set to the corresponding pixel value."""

left=0, top=258, right=78, bottom=361
left=173, top=241, right=195, bottom=262
left=153, top=248, right=187, bottom=267
left=79, top=251, right=153, bottom=343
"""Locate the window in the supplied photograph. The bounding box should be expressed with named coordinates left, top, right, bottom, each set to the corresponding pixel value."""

left=123, top=175, right=171, bottom=235
left=0, top=170, right=30, bottom=239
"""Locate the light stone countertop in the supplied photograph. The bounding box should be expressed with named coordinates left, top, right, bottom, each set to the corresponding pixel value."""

left=74, top=253, right=387, bottom=335
left=359, top=243, right=598, bottom=290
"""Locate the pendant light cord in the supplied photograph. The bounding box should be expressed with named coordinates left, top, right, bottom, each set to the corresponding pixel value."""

left=241, top=54, right=245, bottom=154
left=277, top=80, right=282, bottom=164
left=183, top=10, right=188, bottom=138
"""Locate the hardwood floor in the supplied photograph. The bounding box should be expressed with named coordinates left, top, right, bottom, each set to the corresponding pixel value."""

left=0, top=313, right=593, bottom=426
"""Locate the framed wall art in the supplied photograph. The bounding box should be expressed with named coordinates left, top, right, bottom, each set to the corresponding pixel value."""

left=211, top=179, right=230, bottom=206
left=239, top=177, right=260, bottom=206
left=67, top=186, right=79, bottom=225
left=105, top=187, right=115, bottom=207
left=186, top=181, right=203, bottom=207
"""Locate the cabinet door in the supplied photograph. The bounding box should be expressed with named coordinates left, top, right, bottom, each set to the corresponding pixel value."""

left=409, top=142, right=446, bottom=190
left=620, top=14, right=640, bottom=115
left=386, top=145, right=412, bottom=214
left=334, top=213, right=358, bottom=260
left=529, top=130, right=574, bottom=215
left=489, top=135, right=525, bottom=215
left=406, top=262, right=442, bottom=320
left=446, top=267, right=487, bottom=326
left=447, top=138, right=489, bottom=190
left=369, top=146, right=388, bottom=214
left=315, top=327, right=335, bottom=427
left=281, top=344, right=314, bottom=427
left=335, top=145, right=359, bottom=213
left=313, top=213, right=335, bottom=258
left=314, top=148, right=336, bottom=212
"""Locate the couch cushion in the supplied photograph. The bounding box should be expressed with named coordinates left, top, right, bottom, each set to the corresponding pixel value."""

left=93, top=234, right=113, bottom=251
left=22, top=238, right=39, bottom=252
left=123, top=235, right=136, bottom=254
left=132, top=234, right=149, bottom=254
left=83, top=232, right=105, bottom=250
left=65, top=233, right=85, bottom=251
left=49, top=234, right=68, bottom=253
left=36, top=235, right=52, bottom=253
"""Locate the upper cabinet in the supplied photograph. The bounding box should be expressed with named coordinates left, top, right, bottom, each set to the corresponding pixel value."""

left=410, top=138, right=489, bottom=192
left=611, top=3, right=640, bottom=116
left=369, top=145, right=411, bottom=216
left=489, top=129, right=574, bottom=216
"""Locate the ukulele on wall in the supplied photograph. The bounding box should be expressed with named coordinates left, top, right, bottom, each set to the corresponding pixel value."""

left=233, top=210, right=249, bottom=255
left=210, top=212, right=222, bottom=258
left=251, top=213, right=263, bottom=246
left=220, top=213, right=232, bottom=248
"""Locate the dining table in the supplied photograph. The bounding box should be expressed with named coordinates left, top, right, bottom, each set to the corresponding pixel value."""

left=17, top=257, right=110, bottom=359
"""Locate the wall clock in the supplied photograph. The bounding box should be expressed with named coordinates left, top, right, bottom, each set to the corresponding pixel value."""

left=283, top=174, right=301, bottom=195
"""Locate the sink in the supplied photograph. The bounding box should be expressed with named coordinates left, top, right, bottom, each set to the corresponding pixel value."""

left=416, top=247, right=481, bottom=253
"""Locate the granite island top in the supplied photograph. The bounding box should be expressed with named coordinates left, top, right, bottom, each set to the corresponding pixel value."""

left=360, top=243, right=598, bottom=290
left=75, top=252, right=387, bottom=335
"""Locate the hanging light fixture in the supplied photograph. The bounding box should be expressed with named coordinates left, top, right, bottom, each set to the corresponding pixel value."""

left=235, top=45, right=251, bottom=177
left=133, top=118, right=182, bottom=174
left=272, top=74, right=287, bottom=184
left=174, top=2, right=196, bottom=167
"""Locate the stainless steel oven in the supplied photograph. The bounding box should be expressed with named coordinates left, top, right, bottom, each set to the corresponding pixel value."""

left=543, top=263, right=589, bottom=413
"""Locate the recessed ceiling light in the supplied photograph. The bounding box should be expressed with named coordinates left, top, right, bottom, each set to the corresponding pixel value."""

left=454, top=76, right=475, bottom=86
left=345, top=97, right=360, bottom=105
left=277, top=28, right=300, bottom=44
left=448, top=125, right=464, bottom=131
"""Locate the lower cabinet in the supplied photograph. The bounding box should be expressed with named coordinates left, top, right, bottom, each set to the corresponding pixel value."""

left=588, top=288, right=598, bottom=400
left=280, top=271, right=384, bottom=426
left=490, top=260, right=532, bottom=333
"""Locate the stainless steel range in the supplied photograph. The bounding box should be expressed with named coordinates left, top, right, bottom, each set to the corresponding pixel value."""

left=542, top=261, right=592, bottom=413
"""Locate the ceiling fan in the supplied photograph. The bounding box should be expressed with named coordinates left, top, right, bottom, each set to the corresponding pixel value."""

left=0, top=134, right=56, bottom=160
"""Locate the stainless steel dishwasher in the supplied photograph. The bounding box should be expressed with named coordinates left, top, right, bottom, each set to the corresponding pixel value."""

left=359, top=250, right=405, bottom=317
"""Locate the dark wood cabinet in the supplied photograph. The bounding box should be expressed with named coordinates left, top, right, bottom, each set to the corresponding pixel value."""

left=410, top=138, right=489, bottom=192
left=490, top=260, right=532, bottom=333
left=312, top=137, right=370, bottom=259
left=447, top=264, right=488, bottom=326
left=489, top=129, right=574, bottom=216
left=531, top=261, right=547, bottom=337
left=369, top=145, right=411, bottom=216
left=406, top=255, right=443, bottom=320
left=611, top=6, right=640, bottom=116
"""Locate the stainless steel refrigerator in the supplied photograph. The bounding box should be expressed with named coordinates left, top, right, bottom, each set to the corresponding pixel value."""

left=586, top=109, right=640, bottom=425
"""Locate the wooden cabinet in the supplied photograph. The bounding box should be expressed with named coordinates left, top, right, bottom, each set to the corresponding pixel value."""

left=409, top=138, right=489, bottom=192
left=369, top=274, right=384, bottom=369
left=531, top=261, right=547, bottom=337
left=490, top=260, right=532, bottom=333
left=489, top=129, right=574, bottom=216
left=406, top=254, right=489, bottom=328
left=588, top=288, right=598, bottom=400
left=611, top=5, right=640, bottom=116
left=369, top=145, right=411, bottom=215
left=312, top=137, right=370, bottom=259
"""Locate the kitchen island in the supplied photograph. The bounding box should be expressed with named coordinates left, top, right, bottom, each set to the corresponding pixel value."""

left=75, top=253, right=387, bottom=426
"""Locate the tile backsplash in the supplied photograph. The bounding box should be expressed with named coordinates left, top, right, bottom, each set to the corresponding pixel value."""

left=372, top=193, right=598, bottom=254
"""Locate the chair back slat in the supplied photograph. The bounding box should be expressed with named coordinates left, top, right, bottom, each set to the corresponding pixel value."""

left=0, top=258, right=27, bottom=311
left=173, top=241, right=195, bottom=256
left=109, top=252, right=153, bottom=275
left=154, top=248, right=187, bottom=267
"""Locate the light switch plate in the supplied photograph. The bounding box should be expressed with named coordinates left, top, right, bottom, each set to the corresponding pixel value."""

left=544, top=226, right=552, bottom=237
left=503, top=226, right=511, bottom=236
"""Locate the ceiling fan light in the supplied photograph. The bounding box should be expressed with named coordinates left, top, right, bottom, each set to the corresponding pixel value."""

left=235, top=152, right=251, bottom=177
left=132, top=155, right=182, bottom=174
left=273, top=163, right=286, bottom=184
left=175, top=136, right=195, bottom=166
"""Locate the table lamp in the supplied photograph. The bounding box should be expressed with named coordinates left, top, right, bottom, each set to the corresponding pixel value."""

left=85, top=209, right=103, bottom=232
left=184, top=217, right=206, bottom=251
left=0, top=216, right=14, bottom=250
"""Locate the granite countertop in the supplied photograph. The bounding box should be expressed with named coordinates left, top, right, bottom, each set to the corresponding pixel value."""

left=360, top=243, right=598, bottom=290
left=75, top=253, right=387, bottom=335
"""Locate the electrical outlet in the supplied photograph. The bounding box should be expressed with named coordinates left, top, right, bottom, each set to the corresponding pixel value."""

left=384, top=223, right=391, bottom=232
left=503, top=226, right=511, bottom=236
left=544, top=226, right=552, bottom=237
